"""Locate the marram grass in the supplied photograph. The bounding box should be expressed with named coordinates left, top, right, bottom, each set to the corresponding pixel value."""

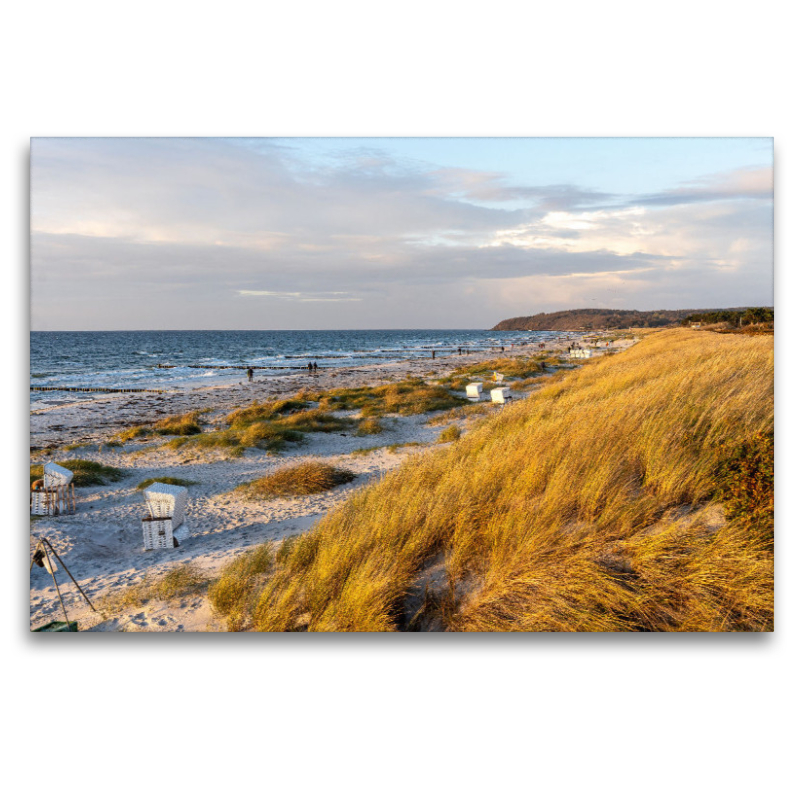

left=211, top=330, right=773, bottom=632
left=238, top=461, right=357, bottom=499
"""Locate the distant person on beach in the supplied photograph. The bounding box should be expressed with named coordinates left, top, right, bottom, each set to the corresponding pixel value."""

left=313, top=362, right=318, bottom=371
left=458, top=347, right=462, bottom=355
left=307, top=362, right=313, bottom=371
left=246, top=368, right=253, bottom=382
left=501, top=346, right=504, bottom=353
left=432, top=350, right=435, bottom=358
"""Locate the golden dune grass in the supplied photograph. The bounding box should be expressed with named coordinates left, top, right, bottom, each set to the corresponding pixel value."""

left=223, top=330, right=773, bottom=632
left=238, top=461, right=357, bottom=499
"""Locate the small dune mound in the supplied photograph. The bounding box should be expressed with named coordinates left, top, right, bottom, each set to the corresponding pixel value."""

left=239, top=461, right=357, bottom=499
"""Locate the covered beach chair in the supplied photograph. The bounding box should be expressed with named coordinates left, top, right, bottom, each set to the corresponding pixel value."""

left=30, top=462, right=75, bottom=516
left=142, top=482, right=189, bottom=551
left=490, top=387, right=512, bottom=404
left=465, top=382, right=483, bottom=400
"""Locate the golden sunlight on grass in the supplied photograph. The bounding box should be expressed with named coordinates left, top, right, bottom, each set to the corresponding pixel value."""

left=238, top=461, right=357, bottom=499
left=208, top=330, right=773, bottom=632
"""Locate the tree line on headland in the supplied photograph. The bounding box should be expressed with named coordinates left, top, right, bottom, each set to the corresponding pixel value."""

left=491, top=307, right=773, bottom=331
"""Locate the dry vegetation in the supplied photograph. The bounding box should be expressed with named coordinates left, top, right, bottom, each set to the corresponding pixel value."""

left=237, top=461, right=357, bottom=499
left=103, top=563, right=209, bottom=613
left=208, top=544, right=274, bottom=630
left=356, top=417, right=385, bottom=436
left=450, top=354, right=557, bottom=380
left=164, top=407, right=351, bottom=456
left=427, top=403, right=496, bottom=426
left=212, top=329, right=772, bottom=632
left=112, top=411, right=203, bottom=443
left=437, top=424, right=461, bottom=443
left=305, top=378, right=468, bottom=417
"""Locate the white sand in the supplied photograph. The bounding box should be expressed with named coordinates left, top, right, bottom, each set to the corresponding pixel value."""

left=29, top=336, right=636, bottom=632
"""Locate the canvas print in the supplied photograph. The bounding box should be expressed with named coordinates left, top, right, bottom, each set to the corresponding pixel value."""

left=29, top=137, right=774, bottom=632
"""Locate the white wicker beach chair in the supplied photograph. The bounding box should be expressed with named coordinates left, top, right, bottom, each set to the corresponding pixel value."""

left=31, top=462, right=75, bottom=516
left=142, top=482, right=189, bottom=551
left=466, top=382, right=483, bottom=400
left=44, top=462, right=73, bottom=488
left=490, top=387, right=511, bottom=404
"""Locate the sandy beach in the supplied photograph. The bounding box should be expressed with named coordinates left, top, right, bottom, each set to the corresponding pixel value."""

left=30, top=336, right=634, bottom=632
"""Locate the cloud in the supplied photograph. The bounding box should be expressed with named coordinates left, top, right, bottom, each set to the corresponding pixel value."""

left=237, top=290, right=361, bottom=302
left=634, top=166, right=773, bottom=206
left=30, top=139, right=773, bottom=329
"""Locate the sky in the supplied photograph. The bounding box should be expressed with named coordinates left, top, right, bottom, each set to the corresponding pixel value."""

left=30, top=137, right=773, bottom=330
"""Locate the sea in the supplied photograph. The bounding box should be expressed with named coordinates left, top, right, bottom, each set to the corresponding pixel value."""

left=30, top=329, right=566, bottom=410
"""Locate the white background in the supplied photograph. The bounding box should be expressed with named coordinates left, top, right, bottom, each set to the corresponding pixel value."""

left=4, top=2, right=796, bottom=798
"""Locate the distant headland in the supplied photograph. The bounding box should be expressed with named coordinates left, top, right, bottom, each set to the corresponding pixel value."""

left=491, top=307, right=767, bottom=331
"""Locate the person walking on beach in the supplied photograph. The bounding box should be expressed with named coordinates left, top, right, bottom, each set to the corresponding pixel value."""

left=307, top=362, right=313, bottom=371
left=246, top=368, right=253, bottom=382
left=313, top=361, right=318, bottom=372
left=432, top=350, right=435, bottom=359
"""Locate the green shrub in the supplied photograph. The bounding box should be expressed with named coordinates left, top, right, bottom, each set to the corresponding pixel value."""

left=136, top=476, right=199, bottom=491
left=716, top=431, right=774, bottom=534
left=30, top=459, right=125, bottom=487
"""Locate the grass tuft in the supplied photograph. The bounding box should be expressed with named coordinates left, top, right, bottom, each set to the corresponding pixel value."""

left=136, top=476, right=199, bottom=491
left=208, top=544, right=274, bottom=630
left=30, top=459, right=126, bottom=487
left=103, top=564, right=209, bottom=613
left=437, top=425, right=461, bottom=443
left=238, top=461, right=357, bottom=499
left=356, top=417, right=385, bottom=436
left=315, top=378, right=468, bottom=417
left=153, top=411, right=203, bottom=436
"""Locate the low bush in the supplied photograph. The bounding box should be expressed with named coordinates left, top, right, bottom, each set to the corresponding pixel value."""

left=451, top=355, right=548, bottom=380
left=114, top=424, right=154, bottom=443
left=356, top=418, right=385, bottom=436
left=136, top=476, right=199, bottom=491
left=238, top=461, right=357, bottom=499
left=226, top=398, right=309, bottom=427
left=163, top=405, right=352, bottom=457
left=153, top=411, right=203, bottom=436
left=30, top=459, right=125, bottom=487
left=716, top=431, right=774, bottom=535
left=314, top=378, right=468, bottom=417
left=437, top=425, right=461, bottom=443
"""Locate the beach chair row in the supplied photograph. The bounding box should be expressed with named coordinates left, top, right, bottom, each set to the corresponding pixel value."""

left=465, top=382, right=512, bottom=404
left=30, top=463, right=188, bottom=552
